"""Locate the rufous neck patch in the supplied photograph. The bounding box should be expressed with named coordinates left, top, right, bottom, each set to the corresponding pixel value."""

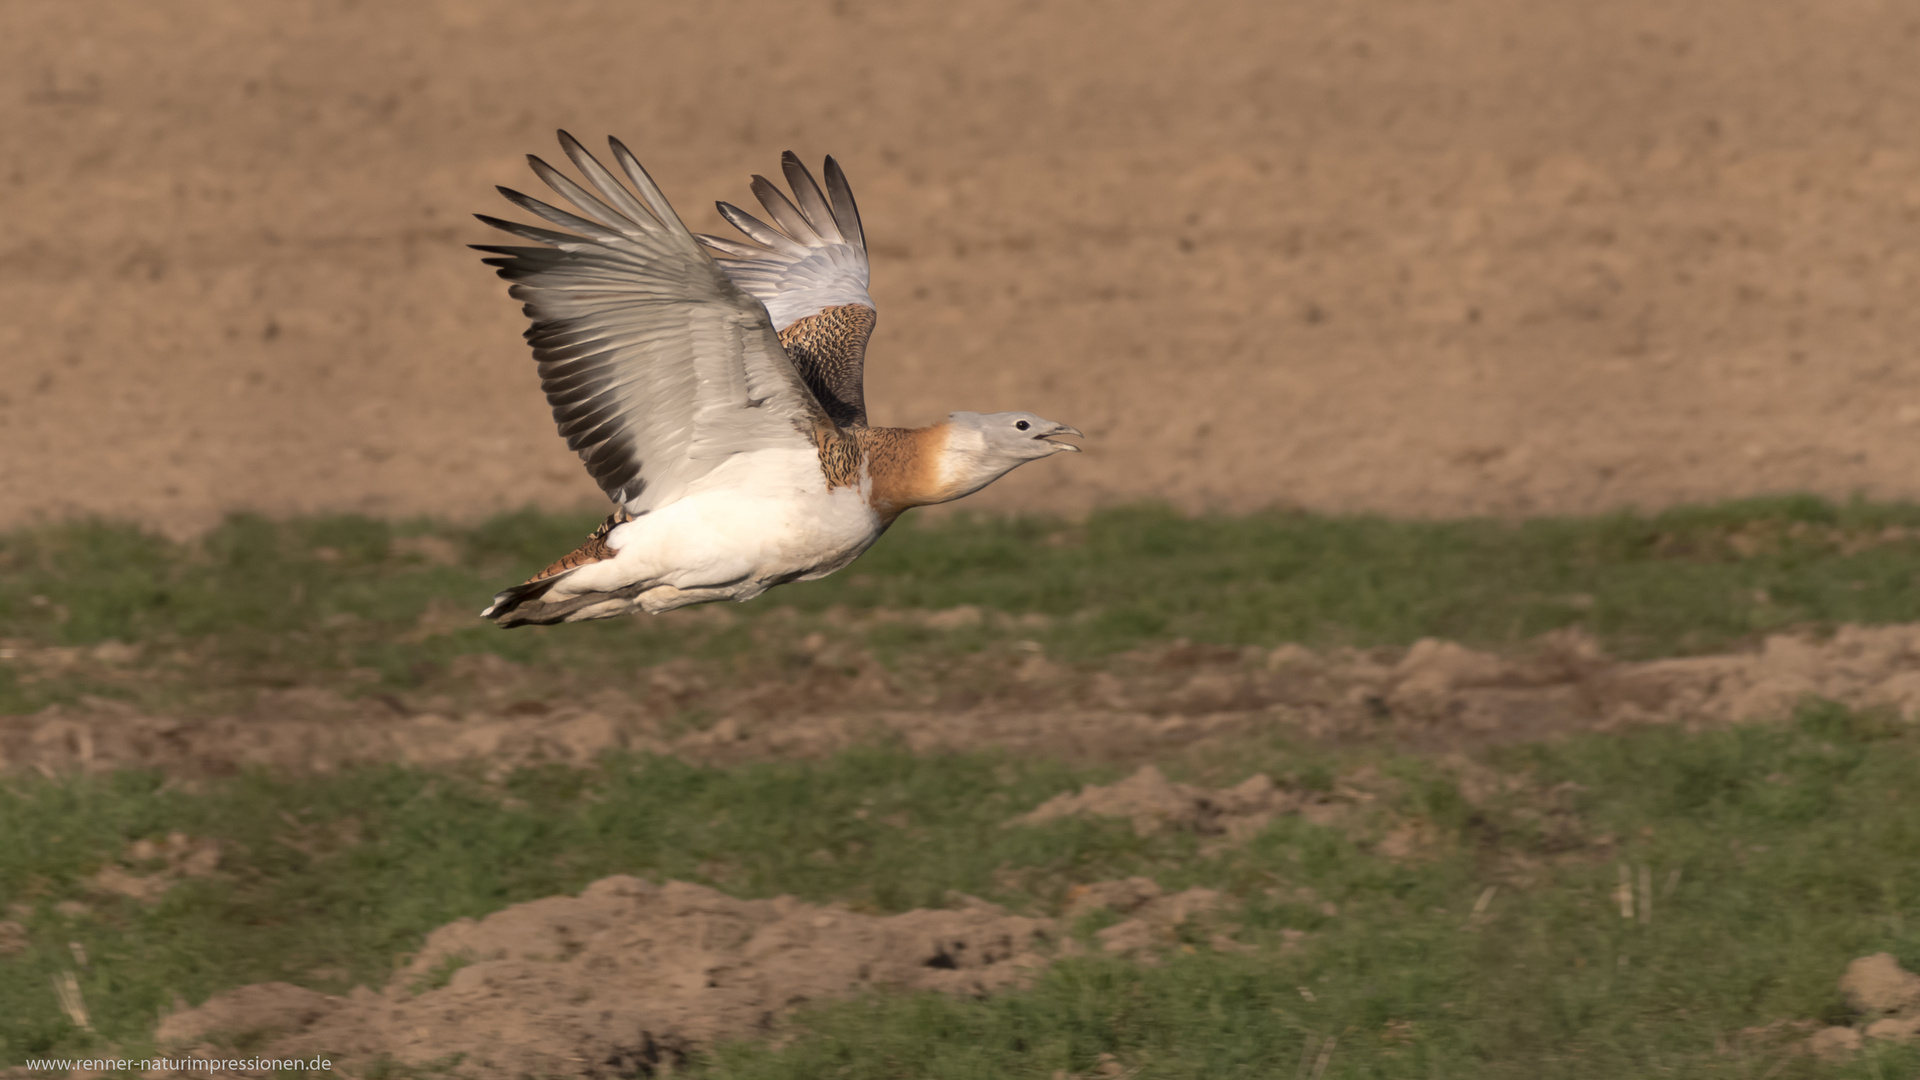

left=851, top=424, right=952, bottom=519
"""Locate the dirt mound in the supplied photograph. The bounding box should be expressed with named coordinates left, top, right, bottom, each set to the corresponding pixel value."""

left=1265, top=623, right=1920, bottom=746
left=156, top=876, right=1054, bottom=1077
left=1809, top=953, right=1920, bottom=1059
left=1062, top=877, right=1241, bottom=959
left=1842, top=953, right=1920, bottom=1015
left=150, top=874, right=1266, bottom=1072
left=3, top=687, right=651, bottom=779
left=1009, top=761, right=1465, bottom=864
left=12, top=623, right=1920, bottom=779
left=87, top=832, right=221, bottom=902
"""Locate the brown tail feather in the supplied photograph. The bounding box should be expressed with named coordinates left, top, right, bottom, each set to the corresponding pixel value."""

left=481, top=510, right=635, bottom=628
left=484, top=580, right=644, bottom=627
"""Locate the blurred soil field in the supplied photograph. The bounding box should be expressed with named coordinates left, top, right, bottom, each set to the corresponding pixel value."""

left=8, top=0, right=1920, bottom=532
left=3, top=503, right=1920, bottom=1074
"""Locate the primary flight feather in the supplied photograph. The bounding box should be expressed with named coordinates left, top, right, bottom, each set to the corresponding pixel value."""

left=475, top=133, right=1081, bottom=627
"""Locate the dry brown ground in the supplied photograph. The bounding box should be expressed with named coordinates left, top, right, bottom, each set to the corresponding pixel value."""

left=16, top=620, right=1920, bottom=778
left=6, top=0, right=1920, bottom=535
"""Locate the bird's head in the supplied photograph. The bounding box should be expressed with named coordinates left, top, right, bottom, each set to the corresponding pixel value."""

left=947, top=410, right=1082, bottom=462
left=920, top=410, right=1081, bottom=503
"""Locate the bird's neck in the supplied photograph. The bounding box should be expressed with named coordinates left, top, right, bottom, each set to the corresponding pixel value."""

left=851, top=423, right=995, bottom=522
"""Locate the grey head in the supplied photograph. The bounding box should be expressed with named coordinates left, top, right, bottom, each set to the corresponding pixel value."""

left=927, top=410, right=1082, bottom=503
left=946, top=411, right=1082, bottom=462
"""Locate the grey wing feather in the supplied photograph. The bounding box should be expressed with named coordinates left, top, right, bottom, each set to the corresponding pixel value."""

left=475, top=132, right=830, bottom=513
left=714, top=202, right=808, bottom=256
left=695, top=152, right=874, bottom=333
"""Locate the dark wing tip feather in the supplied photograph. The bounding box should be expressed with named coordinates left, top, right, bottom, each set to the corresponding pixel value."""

left=822, top=155, right=866, bottom=253
left=776, top=153, right=843, bottom=245
left=746, top=174, right=821, bottom=244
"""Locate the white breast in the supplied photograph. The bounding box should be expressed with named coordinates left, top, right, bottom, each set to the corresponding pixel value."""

left=548, top=447, right=883, bottom=607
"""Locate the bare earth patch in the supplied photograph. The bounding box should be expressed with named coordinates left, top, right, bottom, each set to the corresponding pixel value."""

left=1807, top=953, right=1920, bottom=1060
left=13, top=623, right=1920, bottom=779
left=87, top=833, right=221, bottom=903
left=1012, top=765, right=1297, bottom=839
left=154, top=876, right=1053, bottom=1077
left=1061, top=878, right=1240, bottom=961
left=1008, top=761, right=1473, bottom=867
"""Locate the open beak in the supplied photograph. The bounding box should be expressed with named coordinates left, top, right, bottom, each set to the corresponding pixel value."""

left=1037, top=423, right=1083, bottom=451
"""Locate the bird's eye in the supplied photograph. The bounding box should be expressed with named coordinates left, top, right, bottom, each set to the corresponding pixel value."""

left=1015, top=420, right=1031, bottom=431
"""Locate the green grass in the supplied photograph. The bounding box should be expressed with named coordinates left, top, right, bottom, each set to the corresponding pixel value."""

left=8, top=496, right=1920, bottom=716
left=2, top=705, right=1918, bottom=1076
left=8, top=499, right=1920, bottom=1073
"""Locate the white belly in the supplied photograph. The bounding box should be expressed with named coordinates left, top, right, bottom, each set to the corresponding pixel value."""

left=548, top=448, right=883, bottom=613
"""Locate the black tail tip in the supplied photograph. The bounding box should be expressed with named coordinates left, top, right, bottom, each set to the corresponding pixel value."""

left=480, top=576, right=562, bottom=628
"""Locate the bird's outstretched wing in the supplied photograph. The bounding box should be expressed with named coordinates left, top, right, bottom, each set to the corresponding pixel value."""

left=475, top=133, right=832, bottom=514
left=697, top=154, right=876, bottom=428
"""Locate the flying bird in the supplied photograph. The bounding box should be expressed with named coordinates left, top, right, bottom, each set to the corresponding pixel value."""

left=473, top=133, right=1081, bottom=626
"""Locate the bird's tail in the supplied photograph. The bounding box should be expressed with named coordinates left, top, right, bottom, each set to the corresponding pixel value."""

left=482, top=510, right=641, bottom=627
left=479, top=574, right=566, bottom=627
left=480, top=571, right=642, bottom=628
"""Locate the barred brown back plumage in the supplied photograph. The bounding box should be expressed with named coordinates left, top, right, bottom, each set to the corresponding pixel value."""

left=814, top=427, right=864, bottom=490
left=526, top=508, right=632, bottom=583
left=778, top=304, right=877, bottom=429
